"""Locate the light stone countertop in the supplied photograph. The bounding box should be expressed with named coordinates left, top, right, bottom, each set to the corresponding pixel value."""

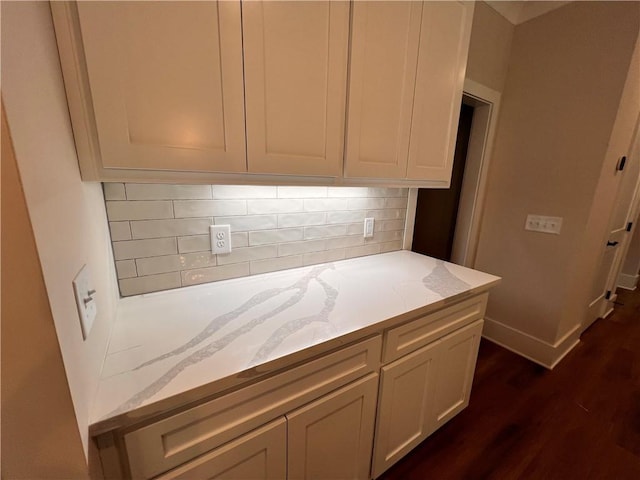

left=91, top=250, right=500, bottom=434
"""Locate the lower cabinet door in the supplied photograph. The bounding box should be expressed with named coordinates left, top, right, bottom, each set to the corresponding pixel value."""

left=156, top=418, right=286, bottom=480
left=432, top=319, right=484, bottom=430
left=287, top=373, right=379, bottom=480
left=372, top=340, right=440, bottom=478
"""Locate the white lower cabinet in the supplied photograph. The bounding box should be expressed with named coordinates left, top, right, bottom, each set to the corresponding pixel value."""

left=288, top=374, right=378, bottom=480
left=156, top=418, right=287, bottom=480
left=105, top=297, right=489, bottom=480
left=372, top=341, right=439, bottom=478
left=432, top=320, right=484, bottom=430
left=372, top=319, right=484, bottom=478
left=157, top=374, right=378, bottom=480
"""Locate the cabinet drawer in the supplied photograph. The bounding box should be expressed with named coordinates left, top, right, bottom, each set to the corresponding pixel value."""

left=382, top=293, right=487, bottom=364
left=125, top=335, right=381, bottom=479
left=155, top=418, right=286, bottom=480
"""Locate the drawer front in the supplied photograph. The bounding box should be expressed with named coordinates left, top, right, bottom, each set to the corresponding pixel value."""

left=125, top=335, right=382, bottom=479
left=155, top=418, right=286, bottom=480
left=383, top=293, right=487, bottom=364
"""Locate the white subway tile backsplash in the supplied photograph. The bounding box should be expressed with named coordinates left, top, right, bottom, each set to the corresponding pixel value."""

left=182, top=263, right=250, bottom=286
left=113, top=238, right=177, bottom=260
left=366, top=209, right=407, bottom=221
left=214, top=215, right=277, bottom=232
left=109, top=221, right=132, bottom=241
left=368, top=187, right=407, bottom=197
left=304, top=224, right=348, bottom=239
left=249, top=228, right=303, bottom=246
left=251, top=255, right=303, bottom=275
left=327, top=187, right=369, bottom=198
left=247, top=199, right=304, bottom=214
left=345, top=243, right=381, bottom=259
left=346, top=197, right=386, bottom=210
left=126, top=183, right=212, bottom=200
left=216, top=245, right=278, bottom=265
left=131, top=218, right=211, bottom=239
left=180, top=252, right=218, bottom=269
left=103, top=183, right=126, bottom=200
left=277, top=186, right=328, bottom=198
left=119, top=272, right=182, bottom=296
left=177, top=235, right=209, bottom=253
left=174, top=200, right=246, bottom=218
left=278, top=212, right=326, bottom=227
left=380, top=219, right=405, bottom=231
left=346, top=222, right=365, bottom=235
left=303, top=198, right=348, bottom=211
left=115, top=260, right=137, bottom=279
left=365, top=229, right=404, bottom=244
left=385, top=197, right=409, bottom=208
left=106, top=183, right=408, bottom=296
left=106, top=201, right=173, bottom=221
left=326, top=210, right=366, bottom=224
left=213, top=185, right=277, bottom=199
left=303, top=248, right=346, bottom=266
left=278, top=239, right=326, bottom=257
left=136, top=255, right=182, bottom=276
left=380, top=240, right=403, bottom=253
left=325, top=235, right=364, bottom=250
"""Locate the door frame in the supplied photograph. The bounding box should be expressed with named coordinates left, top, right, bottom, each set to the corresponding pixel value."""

left=404, top=79, right=501, bottom=262
left=592, top=114, right=640, bottom=319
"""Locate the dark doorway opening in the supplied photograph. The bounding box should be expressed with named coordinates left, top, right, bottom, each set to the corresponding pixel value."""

left=411, top=103, right=474, bottom=261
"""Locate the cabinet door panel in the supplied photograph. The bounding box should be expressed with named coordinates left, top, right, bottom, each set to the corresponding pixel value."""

left=407, top=1, right=474, bottom=182
left=77, top=1, right=246, bottom=172
left=345, top=1, right=422, bottom=179
left=287, top=374, right=378, bottom=480
left=243, top=1, right=349, bottom=176
left=432, top=319, right=483, bottom=429
left=372, top=340, right=439, bottom=478
left=156, top=418, right=286, bottom=480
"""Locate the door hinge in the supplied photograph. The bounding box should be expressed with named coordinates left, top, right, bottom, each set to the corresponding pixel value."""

left=627, top=222, right=633, bottom=232
left=605, top=290, right=612, bottom=300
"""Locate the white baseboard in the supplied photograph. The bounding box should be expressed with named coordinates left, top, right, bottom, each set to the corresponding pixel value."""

left=482, top=317, right=581, bottom=369
left=618, top=273, right=638, bottom=291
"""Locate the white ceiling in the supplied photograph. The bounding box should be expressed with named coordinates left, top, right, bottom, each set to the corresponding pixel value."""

left=485, top=1, right=572, bottom=25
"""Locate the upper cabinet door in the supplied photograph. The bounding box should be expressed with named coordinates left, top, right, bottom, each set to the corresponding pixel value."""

left=242, top=1, right=350, bottom=177
left=344, top=1, right=423, bottom=179
left=407, top=1, right=474, bottom=182
left=76, top=1, right=246, bottom=173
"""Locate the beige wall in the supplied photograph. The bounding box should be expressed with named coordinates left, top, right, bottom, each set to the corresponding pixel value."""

left=475, top=1, right=639, bottom=344
left=1, top=1, right=118, bottom=460
left=1, top=106, right=94, bottom=479
left=465, top=1, right=514, bottom=92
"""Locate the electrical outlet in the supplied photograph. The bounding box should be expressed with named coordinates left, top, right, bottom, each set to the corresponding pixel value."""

left=525, top=214, right=563, bottom=234
left=73, top=264, right=96, bottom=340
left=364, top=217, right=375, bottom=238
left=210, top=224, right=232, bottom=254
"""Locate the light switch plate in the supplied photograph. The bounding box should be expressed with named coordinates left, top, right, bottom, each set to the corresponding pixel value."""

left=72, top=264, right=96, bottom=340
left=364, top=217, right=375, bottom=238
left=211, top=224, right=232, bottom=254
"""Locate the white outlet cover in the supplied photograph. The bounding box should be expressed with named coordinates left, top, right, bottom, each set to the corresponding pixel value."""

left=72, top=264, right=96, bottom=340
left=211, top=224, right=232, bottom=254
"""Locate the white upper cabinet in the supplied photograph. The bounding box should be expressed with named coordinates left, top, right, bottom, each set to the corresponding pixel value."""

left=72, top=1, right=246, bottom=175
left=243, top=1, right=350, bottom=177
left=53, top=0, right=472, bottom=185
left=345, top=1, right=474, bottom=184
left=408, top=2, right=474, bottom=182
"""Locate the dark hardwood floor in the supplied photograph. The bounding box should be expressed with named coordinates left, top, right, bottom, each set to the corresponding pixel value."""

left=380, top=287, right=640, bottom=480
